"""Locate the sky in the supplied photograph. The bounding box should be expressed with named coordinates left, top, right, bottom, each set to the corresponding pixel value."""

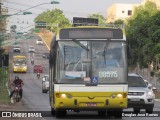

left=2, top=0, right=143, bottom=32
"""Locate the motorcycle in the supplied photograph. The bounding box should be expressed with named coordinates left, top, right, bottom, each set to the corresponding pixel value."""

left=31, top=59, right=34, bottom=65
left=37, top=72, right=40, bottom=79
left=13, top=85, right=21, bottom=102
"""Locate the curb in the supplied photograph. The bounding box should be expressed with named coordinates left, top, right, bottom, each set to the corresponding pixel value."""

left=38, top=34, right=50, bottom=51
left=155, top=99, right=160, bottom=102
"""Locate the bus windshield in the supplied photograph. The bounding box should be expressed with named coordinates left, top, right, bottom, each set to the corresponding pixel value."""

left=14, top=57, right=27, bottom=66
left=57, top=40, right=127, bottom=84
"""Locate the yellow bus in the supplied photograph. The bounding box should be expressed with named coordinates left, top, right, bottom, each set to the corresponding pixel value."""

left=49, top=18, right=128, bottom=118
left=13, top=55, right=27, bottom=73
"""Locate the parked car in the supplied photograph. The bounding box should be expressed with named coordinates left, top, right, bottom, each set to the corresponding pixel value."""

left=128, top=73, right=155, bottom=113
left=33, top=65, right=43, bottom=73
left=42, top=75, right=49, bottom=93
left=28, top=46, right=36, bottom=52
left=42, top=53, right=49, bottom=59
left=13, top=45, right=20, bottom=52
left=36, top=39, right=43, bottom=45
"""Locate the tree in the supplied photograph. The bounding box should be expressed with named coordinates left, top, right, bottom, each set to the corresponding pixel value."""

left=34, top=9, right=71, bottom=32
left=88, top=13, right=106, bottom=26
left=126, top=0, right=159, bottom=68
left=114, top=19, right=124, bottom=25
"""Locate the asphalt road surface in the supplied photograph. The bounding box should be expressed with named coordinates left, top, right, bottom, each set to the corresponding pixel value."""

left=8, top=34, right=160, bottom=120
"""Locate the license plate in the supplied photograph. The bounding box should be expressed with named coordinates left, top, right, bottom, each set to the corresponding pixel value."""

left=130, top=98, right=140, bottom=101
left=86, top=103, right=97, bottom=107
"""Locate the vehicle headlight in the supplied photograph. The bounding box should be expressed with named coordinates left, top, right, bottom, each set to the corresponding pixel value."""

left=61, top=94, right=66, bottom=98
left=55, top=93, right=72, bottom=98
left=111, top=93, right=123, bottom=98
left=146, top=91, right=153, bottom=97
left=117, top=93, right=123, bottom=98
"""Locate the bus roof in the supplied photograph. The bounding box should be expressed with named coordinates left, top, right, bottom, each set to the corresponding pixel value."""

left=14, top=55, right=27, bottom=58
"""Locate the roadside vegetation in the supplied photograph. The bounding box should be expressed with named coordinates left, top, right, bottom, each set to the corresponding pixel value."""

left=34, top=9, right=72, bottom=32
left=0, top=68, right=10, bottom=104
left=126, top=1, right=160, bottom=71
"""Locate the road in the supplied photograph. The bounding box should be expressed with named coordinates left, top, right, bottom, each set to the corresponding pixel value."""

left=8, top=33, right=160, bottom=120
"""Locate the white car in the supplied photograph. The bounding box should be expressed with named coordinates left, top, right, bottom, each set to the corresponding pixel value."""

left=28, top=46, right=35, bottom=52
left=128, top=73, right=155, bottom=113
left=13, top=45, right=20, bottom=52
left=36, top=39, right=43, bottom=45
left=42, top=75, right=49, bottom=93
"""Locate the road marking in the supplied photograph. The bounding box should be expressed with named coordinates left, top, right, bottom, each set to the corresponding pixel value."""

left=38, top=35, right=50, bottom=51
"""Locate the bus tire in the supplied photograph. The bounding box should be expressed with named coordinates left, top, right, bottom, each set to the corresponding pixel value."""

left=134, top=108, right=140, bottom=113
left=98, top=111, right=106, bottom=117
left=114, top=109, right=122, bottom=119
left=42, top=90, right=45, bottom=93
left=107, top=110, right=114, bottom=117
left=51, top=107, right=55, bottom=115
left=55, top=110, right=66, bottom=118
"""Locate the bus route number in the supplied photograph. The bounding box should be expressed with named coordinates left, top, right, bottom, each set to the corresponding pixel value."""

left=99, top=71, right=117, bottom=78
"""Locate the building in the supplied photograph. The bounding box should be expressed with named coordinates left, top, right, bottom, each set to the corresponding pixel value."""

left=107, top=3, right=137, bottom=23
left=107, top=0, right=160, bottom=23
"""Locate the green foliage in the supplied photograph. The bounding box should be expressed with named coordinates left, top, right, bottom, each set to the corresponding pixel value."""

left=0, top=68, right=10, bottom=104
left=88, top=13, right=106, bottom=26
left=34, top=9, right=71, bottom=32
left=126, top=0, right=159, bottom=67
left=114, top=19, right=124, bottom=24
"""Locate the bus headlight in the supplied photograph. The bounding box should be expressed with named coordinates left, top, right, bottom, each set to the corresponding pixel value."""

left=61, top=94, right=66, bottom=98
left=117, top=94, right=123, bottom=98
left=55, top=93, right=72, bottom=98
left=111, top=94, right=123, bottom=98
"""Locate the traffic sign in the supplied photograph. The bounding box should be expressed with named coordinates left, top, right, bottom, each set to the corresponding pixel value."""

left=35, top=22, right=47, bottom=28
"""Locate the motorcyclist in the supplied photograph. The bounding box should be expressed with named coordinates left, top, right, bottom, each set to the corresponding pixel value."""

left=31, top=58, right=34, bottom=65
left=10, top=76, right=24, bottom=98
left=37, top=72, right=40, bottom=79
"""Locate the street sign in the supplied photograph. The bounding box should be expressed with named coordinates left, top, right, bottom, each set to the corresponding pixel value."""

left=73, top=17, right=99, bottom=27
left=35, top=22, right=47, bottom=28
left=17, top=32, right=23, bottom=34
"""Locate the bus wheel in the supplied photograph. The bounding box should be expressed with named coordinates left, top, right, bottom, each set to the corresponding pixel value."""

left=134, top=108, right=140, bottom=113
left=98, top=111, right=106, bottom=117
left=107, top=110, right=114, bottom=117
left=51, top=107, right=55, bottom=115
left=114, top=109, right=122, bottom=119
left=55, top=110, right=66, bottom=118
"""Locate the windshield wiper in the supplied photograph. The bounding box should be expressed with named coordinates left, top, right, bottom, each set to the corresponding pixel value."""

left=103, top=40, right=110, bottom=64
left=72, top=39, right=89, bottom=51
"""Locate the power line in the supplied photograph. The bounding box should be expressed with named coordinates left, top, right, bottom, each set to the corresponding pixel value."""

left=2, top=0, right=52, bottom=11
